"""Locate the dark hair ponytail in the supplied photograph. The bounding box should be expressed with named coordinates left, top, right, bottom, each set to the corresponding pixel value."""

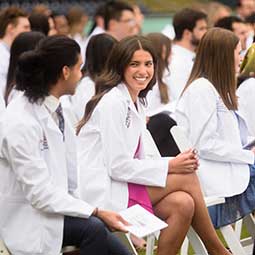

left=16, top=50, right=46, bottom=103
left=4, top=31, right=45, bottom=105
left=16, top=35, right=80, bottom=103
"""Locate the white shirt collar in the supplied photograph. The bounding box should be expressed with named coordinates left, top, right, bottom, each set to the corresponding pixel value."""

left=44, top=95, right=60, bottom=114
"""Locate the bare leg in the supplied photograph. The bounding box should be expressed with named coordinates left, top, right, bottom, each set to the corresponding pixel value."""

left=147, top=173, right=231, bottom=255
left=154, top=191, right=195, bottom=255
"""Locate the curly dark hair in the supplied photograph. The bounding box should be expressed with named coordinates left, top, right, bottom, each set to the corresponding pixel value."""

left=16, top=35, right=80, bottom=103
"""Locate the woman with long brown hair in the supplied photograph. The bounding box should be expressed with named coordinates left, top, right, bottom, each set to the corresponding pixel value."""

left=176, top=27, right=255, bottom=229
left=146, top=32, right=172, bottom=113
left=77, top=35, right=231, bottom=255
left=146, top=32, right=180, bottom=157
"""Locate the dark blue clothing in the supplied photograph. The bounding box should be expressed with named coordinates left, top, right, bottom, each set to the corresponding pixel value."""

left=63, top=216, right=132, bottom=255
left=208, top=165, right=255, bottom=229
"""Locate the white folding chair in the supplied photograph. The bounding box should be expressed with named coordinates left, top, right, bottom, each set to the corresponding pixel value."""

left=0, top=240, right=10, bottom=255
left=61, top=246, right=79, bottom=254
left=170, top=125, right=255, bottom=255
left=114, top=232, right=156, bottom=255
left=60, top=233, right=140, bottom=255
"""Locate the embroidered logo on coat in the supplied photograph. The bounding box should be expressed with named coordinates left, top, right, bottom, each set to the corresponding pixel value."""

left=125, top=106, right=131, bottom=128
left=40, top=133, right=49, bottom=151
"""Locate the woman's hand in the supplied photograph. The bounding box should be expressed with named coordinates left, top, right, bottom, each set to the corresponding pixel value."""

left=168, top=148, right=199, bottom=174
left=97, top=209, right=130, bottom=232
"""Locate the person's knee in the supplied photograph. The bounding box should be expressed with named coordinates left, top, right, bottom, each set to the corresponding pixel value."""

left=169, top=192, right=195, bottom=220
left=82, top=216, right=107, bottom=242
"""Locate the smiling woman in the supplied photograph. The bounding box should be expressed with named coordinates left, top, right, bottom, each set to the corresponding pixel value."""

left=77, top=35, right=231, bottom=255
left=76, top=35, right=157, bottom=129
left=124, top=49, right=154, bottom=102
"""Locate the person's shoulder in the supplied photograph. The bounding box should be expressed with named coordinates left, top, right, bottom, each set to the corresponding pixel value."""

left=170, top=46, right=194, bottom=69
left=238, top=77, right=255, bottom=91
left=93, top=86, right=128, bottom=122
left=79, top=76, right=94, bottom=88
left=185, top=78, right=218, bottom=99
left=4, top=96, right=40, bottom=130
left=100, top=86, right=126, bottom=107
left=190, top=77, right=215, bottom=91
left=75, top=77, right=95, bottom=95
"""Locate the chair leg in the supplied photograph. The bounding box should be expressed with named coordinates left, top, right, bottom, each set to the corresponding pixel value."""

left=61, top=246, right=80, bottom=255
left=234, top=219, right=243, bottom=239
left=146, top=234, right=155, bottom=255
left=187, top=227, right=208, bottom=255
left=0, top=240, right=10, bottom=255
left=180, top=236, right=189, bottom=255
left=220, top=225, right=246, bottom=255
left=243, top=214, right=255, bottom=240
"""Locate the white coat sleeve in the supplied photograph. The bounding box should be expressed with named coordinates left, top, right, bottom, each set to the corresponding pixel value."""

left=0, top=93, right=5, bottom=117
left=72, top=79, right=95, bottom=121
left=183, top=82, right=254, bottom=164
left=99, top=100, right=168, bottom=187
left=1, top=123, right=95, bottom=218
left=237, top=79, right=255, bottom=136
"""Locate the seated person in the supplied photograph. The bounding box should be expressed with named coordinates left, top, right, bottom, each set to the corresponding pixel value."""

left=237, top=43, right=255, bottom=136
left=176, top=28, right=255, bottom=229
left=77, top=35, right=231, bottom=255
left=0, top=35, right=131, bottom=255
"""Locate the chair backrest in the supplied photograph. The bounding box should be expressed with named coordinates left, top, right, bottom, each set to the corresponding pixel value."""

left=143, top=129, right=161, bottom=158
left=0, top=240, right=10, bottom=255
left=170, top=126, right=192, bottom=152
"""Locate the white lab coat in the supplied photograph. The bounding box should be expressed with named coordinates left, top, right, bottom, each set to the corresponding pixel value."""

left=0, top=95, right=94, bottom=255
left=0, top=41, right=10, bottom=96
left=175, top=77, right=254, bottom=197
left=145, top=72, right=176, bottom=117
left=60, top=77, right=95, bottom=129
left=237, top=78, right=255, bottom=136
left=78, top=83, right=169, bottom=212
left=0, top=92, right=5, bottom=117
left=6, top=87, right=22, bottom=105
left=72, top=76, right=95, bottom=122
left=167, top=44, right=195, bottom=102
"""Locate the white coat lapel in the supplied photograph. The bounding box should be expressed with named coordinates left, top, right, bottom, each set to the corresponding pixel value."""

left=33, top=101, right=63, bottom=137
left=117, top=83, right=145, bottom=122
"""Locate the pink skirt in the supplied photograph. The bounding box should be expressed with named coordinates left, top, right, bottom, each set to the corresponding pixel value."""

left=128, top=135, right=154, bottom=214
left=128, top=183, right=154, bottom=214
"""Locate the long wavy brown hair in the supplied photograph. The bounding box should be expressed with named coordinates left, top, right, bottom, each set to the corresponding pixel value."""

left=76, top=35, right=158, bottom=134
left=183, top=28, right=239, bottom=110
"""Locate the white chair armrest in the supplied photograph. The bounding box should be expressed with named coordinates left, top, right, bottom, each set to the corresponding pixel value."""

left=204, top=196, right=225, bottom=207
